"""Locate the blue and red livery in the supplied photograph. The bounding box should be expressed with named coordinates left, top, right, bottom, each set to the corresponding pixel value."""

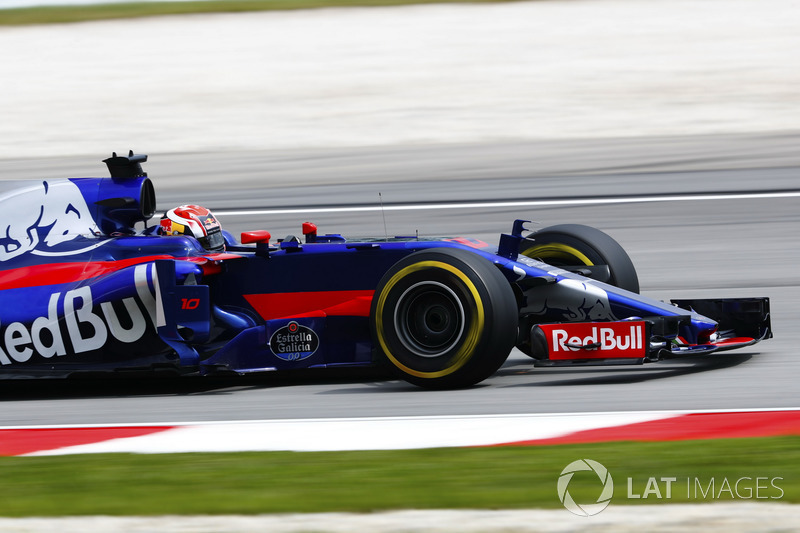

left=0, top=152, right=772, bottom=388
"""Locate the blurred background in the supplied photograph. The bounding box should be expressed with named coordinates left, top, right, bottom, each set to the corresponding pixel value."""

left=2, top=0, right=799, bottom=156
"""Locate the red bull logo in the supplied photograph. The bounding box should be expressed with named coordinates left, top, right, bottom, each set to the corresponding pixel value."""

left=0, top=264, right=157, bottom=364
left=539, top=321, right=648, bottom=360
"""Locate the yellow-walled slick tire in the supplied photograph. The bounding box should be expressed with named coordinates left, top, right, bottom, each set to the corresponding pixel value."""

left=521, top=224, right=639, bottom=293
left=371, top=248, right=517, bottom=389
left=517, top=224, right=639, bottom=358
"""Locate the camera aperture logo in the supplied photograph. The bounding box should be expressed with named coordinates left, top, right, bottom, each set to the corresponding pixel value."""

left=557, top=459, right=614, bottom=517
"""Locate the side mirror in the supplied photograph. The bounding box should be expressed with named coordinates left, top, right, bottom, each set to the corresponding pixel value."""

left=241, top=230, right=271, bottom=244
left=302, top=222, right=318, bottom=243
left=241, top=231, right=272, bottom=257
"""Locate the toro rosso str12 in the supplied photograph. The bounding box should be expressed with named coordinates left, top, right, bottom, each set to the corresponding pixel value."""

left=0, top=153, right=771, bottom=388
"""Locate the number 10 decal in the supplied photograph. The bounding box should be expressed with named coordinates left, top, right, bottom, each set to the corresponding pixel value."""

left=181, top=298, right=200, bottom=310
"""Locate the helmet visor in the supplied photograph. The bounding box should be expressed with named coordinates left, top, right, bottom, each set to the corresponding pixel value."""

left=199, top=227, right=225, bottom=252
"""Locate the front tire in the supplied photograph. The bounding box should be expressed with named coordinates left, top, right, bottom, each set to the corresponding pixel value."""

left=371, top=248, right=517, bottom=389
left=517, top=224, right=639, bottom=358
left=520, top=224, right=639, bottom=293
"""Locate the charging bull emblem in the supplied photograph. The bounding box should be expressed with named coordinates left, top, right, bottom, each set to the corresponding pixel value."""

left=526, top=278, right=618, bottom=322
left=0, top=180, right=99, bottom=261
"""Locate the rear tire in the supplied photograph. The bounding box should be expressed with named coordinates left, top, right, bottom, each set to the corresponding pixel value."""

left=371, top=248, right=517, bottom=389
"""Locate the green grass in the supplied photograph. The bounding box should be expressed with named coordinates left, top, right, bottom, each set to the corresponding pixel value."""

left=0, top=437, right=796, bottom=516
left=0, top=0, right=527, bottom=26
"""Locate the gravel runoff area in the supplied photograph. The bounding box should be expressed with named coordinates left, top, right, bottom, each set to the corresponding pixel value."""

left=1, top=0, right=799, bottom=159
left=0, top=504, right=797, bottom=532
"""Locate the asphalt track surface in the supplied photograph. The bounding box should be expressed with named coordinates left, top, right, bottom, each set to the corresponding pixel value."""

left=0, top=133, right=797, bottom=426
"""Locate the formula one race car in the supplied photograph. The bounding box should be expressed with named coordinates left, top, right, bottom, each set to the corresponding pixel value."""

left=0, top=152, right=772, bottom=388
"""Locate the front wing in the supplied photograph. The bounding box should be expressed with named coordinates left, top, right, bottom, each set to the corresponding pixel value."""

left=528, top=297, right=771, bottom=366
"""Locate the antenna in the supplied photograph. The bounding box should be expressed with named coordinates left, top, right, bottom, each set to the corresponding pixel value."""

left=379, top=192, right=388, bottom=242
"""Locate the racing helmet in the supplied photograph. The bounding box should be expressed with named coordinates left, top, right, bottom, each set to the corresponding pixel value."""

left=160, top=205, right=225, bottom=252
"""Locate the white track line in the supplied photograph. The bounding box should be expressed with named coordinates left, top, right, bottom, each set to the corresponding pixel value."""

left=214, top=191, right=800, bottom=216
left=4, top=407, right=799, bottom=430
left=24, top=411, right=673, bottom=455
left=19, top=408, right=800, bottom=456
